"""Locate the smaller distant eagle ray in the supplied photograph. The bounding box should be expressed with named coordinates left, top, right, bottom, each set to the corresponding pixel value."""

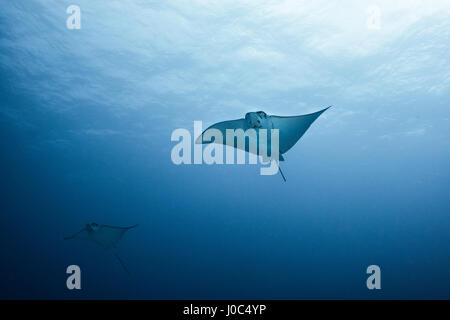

left=196, top=106, right=331, bottom=181
left=64, top=223, right=138, bottom=275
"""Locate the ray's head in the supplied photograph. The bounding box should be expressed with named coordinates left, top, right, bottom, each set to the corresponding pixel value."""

left=86, top=222, right=99, bottom=233
left=245, top=111, right=268, bottom=128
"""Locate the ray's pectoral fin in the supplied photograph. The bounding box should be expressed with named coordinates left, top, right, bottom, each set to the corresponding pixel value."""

left=271, top=106, right=330, bottom=154
left=64, top=228, right=88, bottom=240
left=196, top=119, right=248, bottom=145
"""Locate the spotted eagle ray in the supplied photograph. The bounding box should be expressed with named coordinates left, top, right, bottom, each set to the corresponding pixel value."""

left=64, top=223, right=138, bottom=274
left=196, top=106, right=330, bottom=181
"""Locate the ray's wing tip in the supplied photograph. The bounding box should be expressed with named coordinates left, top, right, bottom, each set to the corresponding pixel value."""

left=312, top=105, right=332, bottom=117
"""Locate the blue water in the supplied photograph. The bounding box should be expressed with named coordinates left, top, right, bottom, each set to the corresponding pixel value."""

left=1, top=1, right=450, bottom=299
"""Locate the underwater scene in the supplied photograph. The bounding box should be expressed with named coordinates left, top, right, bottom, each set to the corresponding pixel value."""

left=1, top=0, right=450, bottom=299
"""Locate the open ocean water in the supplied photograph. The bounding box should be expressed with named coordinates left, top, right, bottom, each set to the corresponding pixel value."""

left=1, top=0, right=450, bottom=299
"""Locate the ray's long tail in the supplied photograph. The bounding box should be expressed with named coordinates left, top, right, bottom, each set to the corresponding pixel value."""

left=114, top=252, right=131, bottom=275
left=278, top=164, right=286, bottom=182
